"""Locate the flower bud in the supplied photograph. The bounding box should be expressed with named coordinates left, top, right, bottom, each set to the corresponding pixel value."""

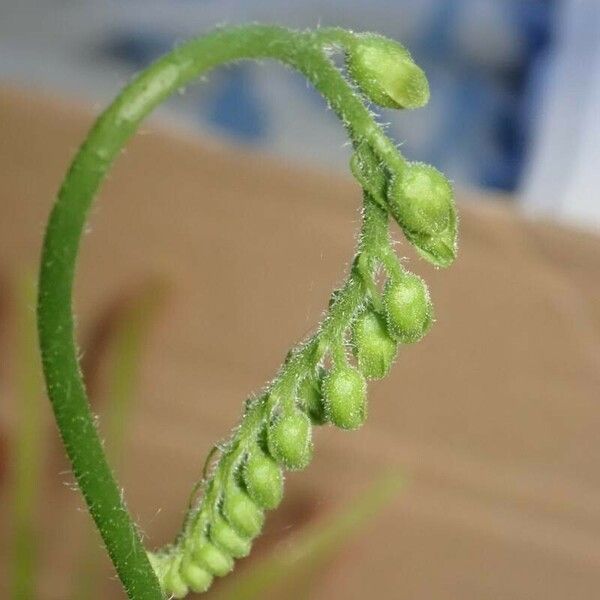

left=297, top=369, right=328, bottom=425
left=387, top=162, right=457, bottom=267
left=346, top=34, right=429, bottom=109
left=244, top=447, right=284, bottom=509
left=222, top=486, right=264, bottom=539
left=180, top=557, right=213, bottom=593
left=389, top=163, right=452, bottom=234
left=192, top=540, right=234, bottom=577
left=210, top=515, right=251, bottom=559
left=267, top=409, right=313, bottom=470
left=164, top=559, right=188, bottom=599
left=322, top=365, right=367, bottom=430
left=351, top=310, right=397, bottom=379
left=383, top=274, right=432, bottom=343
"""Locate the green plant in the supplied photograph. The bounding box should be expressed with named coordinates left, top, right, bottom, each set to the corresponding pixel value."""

left=37, top=25, right=457, bottom=599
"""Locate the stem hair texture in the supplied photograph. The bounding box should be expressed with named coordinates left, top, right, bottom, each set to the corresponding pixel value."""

left=37, top=25, right=458, bottom=599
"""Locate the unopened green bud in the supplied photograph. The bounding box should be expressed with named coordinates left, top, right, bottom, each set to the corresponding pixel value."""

left=297, top=369, right=328, bottom=425
left=389, top=163, right=452, bottom=234
left=180, top=556, right=213, bottom=593
left=383, top=274, right=432, bottom=343
left=164, top=559, right=188, bottom=599
left=222, top=486, right=264, bottom=539
left=346, top=34, right=429, bottom=109
left=352, top=310, right=397, bottom=379
left=244, top=447, right=284, bottom=509
left=388, top=162, right=457, bottom=267
left=322, top=365, right=367, bottom=430
left=210, top=516, right=251, bottom=559
left=267, top=409, right=313, bottom=470
left=192, top=540, right=234, bottom=577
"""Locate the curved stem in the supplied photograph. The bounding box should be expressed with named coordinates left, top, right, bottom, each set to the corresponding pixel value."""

left=37, top=25, right=398, bottom=598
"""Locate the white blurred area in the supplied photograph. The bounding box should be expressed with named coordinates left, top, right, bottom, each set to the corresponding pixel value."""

left=0, top=0, right=598, bottom=230
left=521, top=0, right=600, bottom=229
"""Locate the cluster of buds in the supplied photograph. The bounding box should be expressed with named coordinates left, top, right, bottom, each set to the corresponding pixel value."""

left=155, top=28, right=456, bottom=599
left=347, top=33, right=457, bottom=268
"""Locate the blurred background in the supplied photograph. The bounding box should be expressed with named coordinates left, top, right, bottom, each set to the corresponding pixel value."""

left=1, top=1, right=600, bottom=599
left=1, top=0, right=600, bottom=228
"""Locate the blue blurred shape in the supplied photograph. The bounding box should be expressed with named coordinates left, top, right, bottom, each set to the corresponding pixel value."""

left=206, top=66, right=268, bottom=142
left=103, top=29, right=175, bottom=69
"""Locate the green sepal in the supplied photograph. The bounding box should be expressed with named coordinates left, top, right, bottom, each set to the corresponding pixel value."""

left=346, top=33, right=430, bottom=109
left=191, top=540, right=234, bottom=577
left=383, top=273, right=432, bottom=343
left=351, top=310, right=398, bottom=379
left=244, top=445, right=284, bottom=509
left=164, top=558, right=189, bottom=599
left=210, top=516, right=252, bottom=559
left=322, top=365, right=367, bottom=430
left=222, top=485, right=265, bottom=539
left=407, top=204, right=458, bottom=267
left=267, top=409, right=313, bottom=470
left=180, top=556, right=214, bottom=593
left=387, top=162, right=457, bottom=267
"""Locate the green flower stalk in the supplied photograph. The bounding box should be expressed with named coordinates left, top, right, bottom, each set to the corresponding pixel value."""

left=37, top=24, right=458, bottom=599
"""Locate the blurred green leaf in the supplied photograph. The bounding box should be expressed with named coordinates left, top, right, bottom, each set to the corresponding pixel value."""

left=11, top=276, right=43, bottom=600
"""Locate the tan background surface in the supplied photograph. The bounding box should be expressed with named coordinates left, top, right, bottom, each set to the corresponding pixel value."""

left=1, top=86, right=600, bottom=598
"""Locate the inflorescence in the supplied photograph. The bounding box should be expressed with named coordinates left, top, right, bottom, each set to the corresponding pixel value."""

left=148, top=31, right=457, bottom=598
left=37, top=26, right=457, bottom=599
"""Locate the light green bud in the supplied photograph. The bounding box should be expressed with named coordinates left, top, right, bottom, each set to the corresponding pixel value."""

left=244, top=447, right=284, bottom=509
left=297, top=369, right=328, bottom=425
left=352, top=310, right=397, bottom=379
left=383, top=274, right=432, bottom=343
left=389, top=163, right=452, bottom=234
left=413, top=229, right=457, bottom=268
left=210, top=515, right=251, bottom=559
left=322, top=365, right=367, bottom=430
left=180, top=556, right=213, bottom=593
left=387, top=162, right=457, bottom=267
left=346, top=34, right=429, bottom=109
left=267, top=409, right=313, bottom=470
left=222, top=486, right=264, bottom=539
left=164, top=559, right=188, bottom=599
left=192, top=540, right=234, bottom=577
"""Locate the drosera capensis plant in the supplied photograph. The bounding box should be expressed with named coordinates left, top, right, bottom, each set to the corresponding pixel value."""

left=37, top=25, right=458, bottom=599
